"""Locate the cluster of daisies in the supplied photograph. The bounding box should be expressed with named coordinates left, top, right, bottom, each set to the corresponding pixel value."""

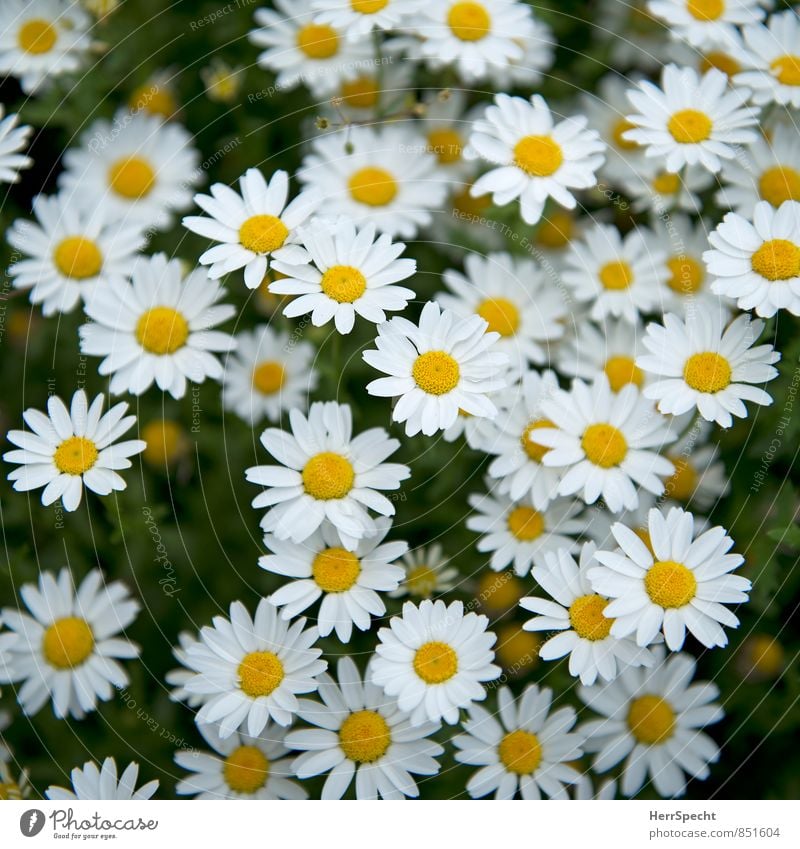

left=0, top=0, right=793, bottom=801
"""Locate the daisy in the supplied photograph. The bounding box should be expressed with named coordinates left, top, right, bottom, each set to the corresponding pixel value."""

left=483, top=13, right=555, bottom=90
left=636, top=310, right=780, bottom=428
left=182, top=168, right=320, bottom=290
left=736, top=11, right=800, bottom=109
left=246, top=401, right=409, bottom=551
left=705, top=200, right=800, bottom=317
left=520, top=543, right=656, bottom=686
left=624, top=64, right=759, bottom=174
left=371, top=599, right=500, bottom=725
left=7, top=193, right=146, bottom=317
left=79, top=253, right=236, bottom=400
left=390, top=544, right=459, bottom=599
left=646, top=0, right=764, bottom=49
left=262, top=518, right=407, bottom=643
left=620, top=160, right=714, bottom=215
left=561, top=222, right=669, bottom=324
left=325, top=60, right=414, bottom=122
left=589, top=506, right=750, bottom=651
left=271, top=217, right=416, bottom=334
left=663, top=423, right=730, bottom=511
left=4, top=389, right=146, bottom=513
left=578, top=647, right=723, bottom=797
left=419, top=90, right=480, bottom=181
left=313, top=0, right=420, bottom=40
left=465, top=93, right=606, bottom=226
left=175, top=722, right=306, bottom=800
left=0, top=761, right=30, bottom=800
left=534, top=375, right=676, bottom=513
left=182, top=598, right=326, bottom=736
left=597, top=0, right=672, bottom=72
left=453, top=684, right=584, bottom=799
left=0, top=568, right=140, bottom=719
left=45, top=758, right=158, bottom=801
left=297, top=125, right=447, bottom=238
left=363, top=300, right=509, bottom=437
left=285, top=656, right=444, bottom=799
left=0, top=105, right=32, bottom=183
left=222, top=325, right=317, bottom=425
left=0, top=0, right=91, bottom=94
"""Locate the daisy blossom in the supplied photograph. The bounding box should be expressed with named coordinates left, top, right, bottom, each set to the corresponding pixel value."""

left=483, top=13, right=555, bottom=90
left=620, top=161, right=714, bottom=215
left=735, top=11, right=800, bottom=109
left=45, top=758, right=158, bottom=801
left=662, top=422, right=730, bottom=511
left=390, top=544, right=459, bottom=599
left=0, top=105, right=32, bottom=183
left=313, top=0, right=421, bottom=40
left=646, top=0, right=764, bottom=49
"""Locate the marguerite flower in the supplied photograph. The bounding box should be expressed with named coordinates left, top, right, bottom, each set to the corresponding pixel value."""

left=0, top=105, right=32, bottom=183
left=621, top=160, right=714, bottom=215
left=662, top=422, right=730, bottom=511
left=736, top=11, right=800, bottom=108
left=390, top=544, right=459, bottom=599
left=45, top=758, right=158, bottom=801
left=483, top=12, right=555, bottom=90
left=646, top=0, right=764, bottom=49
left=313, top=0, right=420, bottom=39
left=419, top=89, right=481, bottom=181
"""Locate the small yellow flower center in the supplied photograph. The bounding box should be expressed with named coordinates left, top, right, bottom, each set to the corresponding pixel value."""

left=447, top=1, right=491, bottom=41
left=339, top=710, right=391, bottom=763
left=750, top=238, right=800, bottom=281
left=521, top=419, right=554, bottom=463
left=686, top=0, right=724, bottom=21
left=569, top=594, right=613, bottom=641
left=498, top=729, right=542, bottom=775
left=302, top=451, right=355, bottom=500
left=627, top=694, right=676, bottom=744
left=42, top=617, right=94, bottom=668
left=239, top=214, right=289, bottom=254
left=495, top=623, right=540, bottom=672
left=771, top=55, right=800, bottom=86
left=53, top=236, right=103, bottom=280
left=612, top=118, right=639, bottom=151
left=348, top=166, right=398, bottom=207
left=645, top=560, right=697, bottom=608
left=535, top=210, right=574, bottom=249
left=53, top=436, right=98, bottom=476
left=18, top=18, right=57, bottom=54
left=427, top=128, right=463, bottom=164
left=136, top=306, right=190, bottom=355
left=700, top=50, right=741, bottom=77
left=406, top=564, right=438, bottom=598
left=142, top=419, right=185, bottom=466
left=352, top=0, right=389, bottom=12
left=507, top=505, right=545, bottom=541
left=476, top=296, right=520, bottom=336
left=130, top=84, right=178, bottom=119
left=452, top=184, right=492, bottom=217
left=252, top=361, right=286, bottom=395
left=683, top=351, right=732, bottom=393
left=340, top=75, right=379, bottom=109
left=223, top=746, right=269, bottom=794
left=108, top=156, right=156, bottom=199
left=412, top=350, right=460, bottom=395
left=513, top=135, right=564, bottom=177
left=742, top=634, right=784, bottom=679
left=599, top=259, right=634, bottom=291
left=604, top=355, right=644, bottom=392
left=320, top=264, right=367, bottom=303
left=758, top=165, right=800, bottom=207
left=581, top=423, right=628, bottom=468
left=665, top=456, right=697, bottom=501
left=652, top=171, right=680, bottom=194
left=667, top=109, right=713, bottom=144
left=477, top=571, right=523, bottom=613
left=667, top=256, right=704, bottom=294
left=296, top=23, right=340, bottom=59
left=312, top=547, right=361, bottom=592
left=238, top=650, right=284, bottom=697
left=413, top=641, right=458, bottom=684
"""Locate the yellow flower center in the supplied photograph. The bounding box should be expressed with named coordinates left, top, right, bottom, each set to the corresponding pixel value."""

left=412, top=350, right=460, bottom=395
left=413, top=641, right=458, bottom=684
left=352, top=0, right=389, bottom=12
left=627, top=694, right=676, bottom=744
left=53, top=236, right=103, bottom=280
left=700, top=50, right=741, bottom=77
left=108, top=156, right=156, bottom=199
left=252, top=361, right=286, bottom=395
left=599, top=259, right=633, bottom=291
left=507, top=505, right=545, bottom=541
left=223, top=746, right=269, bottom=794
left=645, top=560, right=697, bottom=608
left=667, top=256, right=704, bottom=294
left=604, top=356, right=644, bottom=392
left=42, top=617, right=94, bottom=668
left=238, top=650, right=284, bottom=697
left=53, top=436, right=98, bottom=476
left=635, top=527, right=654, bottom=552
left=665, top=456, right=697, bottom=501
left=771, top=55, right=800, bottom=86
left=320, top=264, right=367, bottom=303
left=495, top=623, right=540, bottom=672
left=136, top=307, right=189, bottom=355
left=312, top=547, right=361, bottom=592
left=452, top=184, right=492, bottom=217
left=758, top=165, right=800, bottom=207
left=18, top=18, right=57, bottom=54
left=339, top=710, right=391, bottom=762
left=686, top=0, right=724, bottom=21
left=581, top=423, right=628, bottom=468
left=477, top=571, right=523, bottom=613
left=348, top=167, right=398, bottom=207
left=130, top=84, right=178, bottom=119
left=142, top=419, right=185, bottom=466
left=340, top=75, right=379, bottom=109
left=239, top=214, right=289, bottom=254
left=612, top=118, right=639, bottom=151
left=0, top=780, right=23, bottom=801
left=667, top=109, right=713, bottom=144
left=296, top=23, right=340, bottom=59
left=750, top=238, right=800, bottom=281
left=742, top=634, right=784, bottom=679
left=683, top=351, right=732, bottom=393
left=447, top=1, right=491, bottom=41
left=513, top=135, right=563, bottom=177
left=569, top=594, right=613, bottom=641
left=406, top=564, right=438, bottom=598
left=498, top=729, right=542, bottom=775
left=652, top=171, right=680, bottom=194
left=476, top=296, right=520, bottom=337
left=427, top=128, right=463, bottom=164
left=302, top=451, right=355, bottom=500
left=535, top=210, right=574, bottom=249
left=521, top=419, right=554, bottom=463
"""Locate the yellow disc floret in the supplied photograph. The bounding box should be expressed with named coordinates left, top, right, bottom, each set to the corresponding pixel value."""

left=645, top=560, right=697, bottom=608
left=521, top=419, right=554, bottom=463
left=413, top=641, right=458, bottom=684
left=627, top=694, right=676, bottom=744
left=54, top=237, right=103, bottom=280
left=476, top=297, right=520, bottom=336
left=352, top=0, right=389, bottom=13
left=136, top=307, right=189, bottom=354
left=664, top=456, right=697, bottom=501
left=43, top=617, right=94, bottom=668
left=302, top=452, right=355, bottom=500
left=683, top=351, right=731, bottom=393
left=238, top=651, right=284, bottom=697
left=686, top=0, right=724, bottom=21
left=513, top=135, right=563, bottom=177
left=667, top=109, right=713, bottom=144
left=340, top=76, right=379, bottom=109
left=252, top=361, right=286, bottom=395
left=412, top=350, right=460, bottom=395
left=18, top=18, right=57, bottom=54
left=667, top=256, right=704, bottom=294
left=612, top=118, right=639, bottom=151
left=427, top=128, right=463, bottom=164
left=108, top=156, right=156, bottom=199
left=405, top=564, right=438, bottom=598
left=599, top=260, right=633, bottom=291
left=498, top=729, right=542, bottom=775
left=312, top=547, right=361, bottom=592
left=142, top=419, right=186, bottom=467
left=53, top=436, right=98, bottom=476
left=750, top=238, right=800, bottom=281
left=507, top=506, right=545, bottom=541
left=320, top=264, right=367, bottom=303
left=604, top=355, right=644, bottom=392
left=223, top=746, right=269, bottom=794
left=771, top=55, right=800, bottom=86
left=581, top=423, right=628, bottom=468
left=338, top=710, right=391, bottom=763
left=296, top=23, right=339, bottom=58
left=758, top=165, right=800, bottom=207
left=569, top=594, right=613, bottom=641
left=447, top=2, right=491, bottom=41
left=239, top=215, right=289, bottom=254
left=348, top=167, right=398, bottom=206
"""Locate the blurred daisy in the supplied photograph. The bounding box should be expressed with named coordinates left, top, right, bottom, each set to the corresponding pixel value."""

left=390, top=544, right=459, bottom=599
left=45, top=758, right=158, bottom=801
left=419, top=89, right=480, bottom=181
left=736, top=11, right=800, bottom=108
left=80, top=253, right=236, bottom=400
left=621, top=160, right=713, bottom=215
left=646, top=0, right=764, bottom=49
left=484, top=13, right=555, bottom=90
left=200, top=58, right=244, bottom=104
left=4, top=389, right=145, bottom=513
left=325, top=61, right=414, bottom=122
left=663, top=423, right=729, bottom=511
left=0, top=569, right=139, bottom=719
left=0, top=761, right=30, bottom=800
left=313, top=0, right=419, bottom=39
left=371, top=599, right=500, bottom=725
left=0, top=106, right=32, bottom=183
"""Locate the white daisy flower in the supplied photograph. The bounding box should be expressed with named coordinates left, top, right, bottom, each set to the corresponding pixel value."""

left=166, top=632, right=203, bottom=707
left=313, top=0, right=421, bottom=40
left=323, top=60, right=414, bottom=122
left=4, top=389, right=146, bottom=513
left=262, top=518, right=406, bottom=642
left=620, top=160, right=714, bottom=215
left=574, top=774, right=618, bottom=799
left=578, top=647, right=723, bottom=797
left=183, top=168, right=320, bottom=290
left=705, top=200, right=800, bottom=317
left=7, top=193, right=146, bottom=317
left=736, top=10, right=800, bottom=109
left=79, top=253, right=236, bottom=400
left=663, top=422, right=730, bottom=511
left=297, top=125, right=447, bottom=238
left=596, top=0, right=672, bottom=71
left=246, top=401, right=410, bottom=551
left=390, top=544, right=459, bottom=599
left=371, top=599, right=500, bottom=726
left=0, top=105, right=32, bottom=183
left=271, top=217, right=415, bottom=334
left=483, top=13, right=555, bottom=90
left=0, top=568, right=140, bottom=718
left=286, top=656, right=444, bottom=799
left=589, top=506, right=750, bottom=651
left=363, top=300, right=509, bottom=437
left=45, top=758, right=158, bottom=801
left=624, top=64, right=758, bottom=174
left=534, top=375, right=676, bottom=513
left=465, top=93, right=606, bottom=226
left=418, top=89, right=483, bottom=181
left=562, top=223, right=668, bottom=324
left=175, top=721, right=306, bottom=800
left=183, top=598, right=326, bottom=736
left=636, top=310, right=780, bottom=428
left=520, top=543, right=656, bottom=686
left=646, top=0, right=764, bottom=49
left=453, top=684, right=584, bottom=799
left=0, top=0, right=91, bottom=94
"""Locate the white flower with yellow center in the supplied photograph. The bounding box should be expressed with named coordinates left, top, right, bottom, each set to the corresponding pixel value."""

left=623, top=64, right=758, bottom=174
left=45, top=758, right=158, bottom=801
left=4, top=389, right=145, bottom=513
left=246, top=401, right=410, bottom=551
left=372, top=599, right=500, bottom=725
left=0, top=0, right=91, bottom=94
left=521, top=544, right=656, bottom=686
left=483, top=13, right=555, bottom=90
left=705, top=200, right=800, bottom=317
left=323, top=61, right=413, bottom=122
left=534, top=375, right=676, bottom=513
left=390, top=544, right=459, bottom=599
left=313, top=0, right=420, bottom=39
left=419, top=89, right=481, bottom=180
left=363, top=300, right=509, bottom=437
left=286, top=656, right=444, bottom=799
left=262, top=518, right=406, bottom=642
left=175, top=722, right=306, bottom=800
left=561, top=223, right=669, bottom=324
left=647, top=0, right=764, bottom=49
left=465, top=93, right=606, bottom=226
left=183, top=598, right=326, bottom=737
left=578, top=647, right=723, bottom=797
left=0, top=105, right=32, bottom=184
left=454, top=684, right=583, bottom=799
left=663, top=422, right=730, bottom=511
left=222, top=325, right=317, bottom=425
left=636, top=310, right=780, bottom=428
left=621, top=160, right=714, bottom=215
left=0, top=568, right=140, bottom=719
left=736, top=11, right=800, bottom=108
left=183, top=168, right=320, bottom=290
left=7, top=193, right=146, bottom=317
left=298, top=125, right=447, bottom=238
left=79, top=253, right=236, bottom=400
